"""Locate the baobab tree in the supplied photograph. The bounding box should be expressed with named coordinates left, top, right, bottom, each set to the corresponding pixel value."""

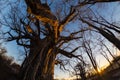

left=0, top=0, right=120, bottom=80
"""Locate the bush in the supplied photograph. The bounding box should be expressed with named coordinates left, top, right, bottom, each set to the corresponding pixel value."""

left=0, top=47, right=20, bottom=80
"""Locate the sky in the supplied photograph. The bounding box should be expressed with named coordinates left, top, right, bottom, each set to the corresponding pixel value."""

left=0, top=0, right=120, bottom=79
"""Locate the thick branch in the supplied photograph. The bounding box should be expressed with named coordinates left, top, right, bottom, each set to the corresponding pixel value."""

left=58, top=49, right=77, bottom=58
left=25, top=0, right=57, bottom=26
left=59, top=8, right=76, bottom=30
left=58, top=47, right=82, bottom=59
left=93, top=0, right=120, bottom=3
left=80, top=0, right=120, bottom=4
left=7, top=34, right=32, bottom=41
left=89, top=19, right=120, bottom=33
left=80, top=18, right=120, bottom=50
left=16, top=39, right=31, bottom=48
left=60, top=36, right=82, bottom=42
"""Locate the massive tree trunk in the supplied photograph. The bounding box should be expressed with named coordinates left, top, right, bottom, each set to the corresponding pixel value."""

left=19, top=37, right=56, bottom=80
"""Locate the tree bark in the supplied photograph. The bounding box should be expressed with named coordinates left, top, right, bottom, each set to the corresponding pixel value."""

left=19, top=38, right=56, bottom=80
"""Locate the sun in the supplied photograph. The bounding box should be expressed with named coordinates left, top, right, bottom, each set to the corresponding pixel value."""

left=98, top=68, right=102, bottom=73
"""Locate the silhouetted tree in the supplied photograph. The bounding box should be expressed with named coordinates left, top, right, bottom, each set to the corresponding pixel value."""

left=0, top=45, right=20, bottom=80
left=80, top=16, right=120, bottom=50
left=73, top=62, right=87, bottom=80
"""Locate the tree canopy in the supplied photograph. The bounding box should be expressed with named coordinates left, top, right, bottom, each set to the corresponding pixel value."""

left=0, top=0, right=120, bottom=80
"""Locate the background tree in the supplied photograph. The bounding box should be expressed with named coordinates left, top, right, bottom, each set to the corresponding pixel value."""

left=98, top=39, right=120, bottom=67
left=0, top=45, right=20, bottom=80
left=73, top=61, right=87, bottom=80
left=80, top=15, right=120, bottom=50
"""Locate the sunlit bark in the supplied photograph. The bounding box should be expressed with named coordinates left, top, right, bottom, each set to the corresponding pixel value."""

left=19, top=37, right=56, bottom=80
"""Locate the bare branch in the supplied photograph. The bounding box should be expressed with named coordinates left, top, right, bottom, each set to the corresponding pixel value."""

left=80, top=17, right=120, bottom=50
left=58, top=48, right=83, bottom=62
